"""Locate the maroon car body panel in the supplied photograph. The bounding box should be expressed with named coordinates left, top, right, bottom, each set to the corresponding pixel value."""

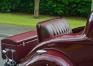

left=1, top=31, right=38, bottom=62
left=1, top=12, right=93, bottom=66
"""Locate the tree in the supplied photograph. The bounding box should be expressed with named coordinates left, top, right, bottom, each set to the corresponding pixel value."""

left=34, top=0, right=40, bottom=17
left=91, top=0, right=93, bottom=11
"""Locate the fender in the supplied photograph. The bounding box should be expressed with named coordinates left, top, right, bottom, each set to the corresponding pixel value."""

left=20, top=35, right=93, bottom=66
left=21, top=49, right=73, bottom=66
left=20, top=34, right=89, bottom=63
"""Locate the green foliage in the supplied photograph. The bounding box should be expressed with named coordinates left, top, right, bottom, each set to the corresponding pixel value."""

left=0, top=13, right=86, bottom=28
left=0, top=0, right=91, bottom=17
left=40, top=0, right=91, bottom=17
left=0, top=0, right=34, bottom=13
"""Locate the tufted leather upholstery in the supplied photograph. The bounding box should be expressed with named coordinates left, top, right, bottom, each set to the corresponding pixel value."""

left=37, top=18, right=72, bottom=42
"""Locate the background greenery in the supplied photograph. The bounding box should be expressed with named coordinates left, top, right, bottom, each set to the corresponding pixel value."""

left=0, top=0, right=91, bottom=17
left=0, top=13, right=86, bottom=28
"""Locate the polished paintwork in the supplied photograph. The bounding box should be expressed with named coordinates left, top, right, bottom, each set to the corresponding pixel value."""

left=24, top=49, right=73, bottom=66
left=1, top=31, right=38, bottom=62
left=20, top=12, right=93, bottom=66
left=1, top=12, right=93, bottom=66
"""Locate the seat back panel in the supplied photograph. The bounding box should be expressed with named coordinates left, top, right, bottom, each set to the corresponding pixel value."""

left=37, top=18, right=72, bottom=42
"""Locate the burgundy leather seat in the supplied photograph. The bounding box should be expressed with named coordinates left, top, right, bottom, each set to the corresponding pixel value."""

left=37, top=18, right=72, bottom=42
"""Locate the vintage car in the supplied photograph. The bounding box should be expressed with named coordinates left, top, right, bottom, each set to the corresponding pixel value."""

left=1, top=12, right=93, bottom=66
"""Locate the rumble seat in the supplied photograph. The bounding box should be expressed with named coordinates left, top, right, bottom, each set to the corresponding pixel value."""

left=37, top=18, right=72, bottom=42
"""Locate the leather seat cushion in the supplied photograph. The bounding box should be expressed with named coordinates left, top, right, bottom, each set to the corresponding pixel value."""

left=37, top=18, right=72, bottom=42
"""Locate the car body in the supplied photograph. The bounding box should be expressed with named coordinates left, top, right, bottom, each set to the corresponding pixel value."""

left=1, top=12, right=93, bottom=66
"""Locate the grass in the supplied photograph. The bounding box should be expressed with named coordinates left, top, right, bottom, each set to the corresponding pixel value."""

left=65, top=17, right=86, bottom=28
left=0, top=13, right=55, bottom=27
left=0, top=13, right=86, bottom=28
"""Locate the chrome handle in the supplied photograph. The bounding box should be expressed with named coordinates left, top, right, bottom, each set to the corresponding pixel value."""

left=36, top=50, right=47, bottom=54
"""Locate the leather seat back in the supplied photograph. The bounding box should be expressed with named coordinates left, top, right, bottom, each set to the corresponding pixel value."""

left=37, top=18, right=72, bottom=42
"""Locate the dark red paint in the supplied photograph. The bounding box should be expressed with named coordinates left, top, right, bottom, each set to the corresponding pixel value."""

left=1, top=12, right=93, bottom=66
